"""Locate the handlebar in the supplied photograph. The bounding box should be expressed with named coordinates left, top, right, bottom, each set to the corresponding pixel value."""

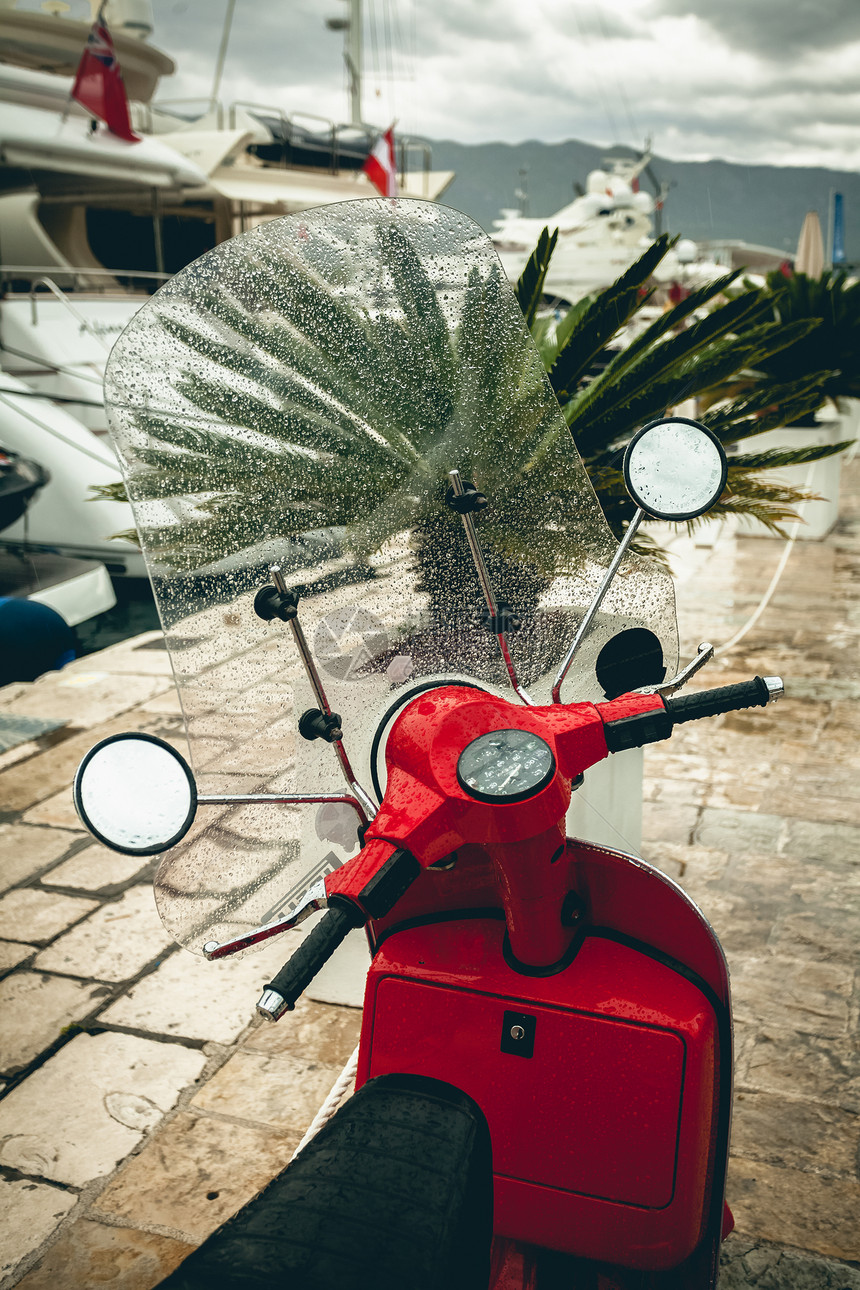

left=256, top=845, right=420, bottom=1020
left=257, top=899, right=363, bottom=1021
left=257, top=676, right=783, bottom=1018
left=603, top=675, right=783, bottom=753
left=665, top=676, right=782, bottom=724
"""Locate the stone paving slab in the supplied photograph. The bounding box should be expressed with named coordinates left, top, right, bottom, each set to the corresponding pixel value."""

left=90, top=1111, right=301, bottom=1244
left=12, top=1222, right=194, bottom=1290
left=727, top=1157, right=860, bottom=1264
left=100, top=938, right=311, bottom=1045
left=240, top=995, right=362, bottom=1065
left=0, top=971, right=108, bottom=1073
left=0, top=1032, right=208, bottom=1188
left=0, top=1181, right=76, bottom=1283
left=0, top=939, right=35, bottom=972
left=719, top=1239, right=860, bottom=1289
left=731, top=1089, right=859, bottom=1179
left=0, top=669, right=171, bottom=729
left=39, top=844, right=151, bottom=894
left=33, top=885, right=172, bottom=983
left=729, top=954, right=854, bottom=1039
left=736, top=1026, right=860, bottom=1115
left=59, top=633, right=174, bottom=678
left=0, top=824, right=84, bottom=893
left=190, top=1048, right=347, bottom=1132
left=20, top=788, right=91, bottom=830
left=0, top=888, right=98, bottom=943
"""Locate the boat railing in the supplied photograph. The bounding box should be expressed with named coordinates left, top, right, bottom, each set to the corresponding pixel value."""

left=228, top=101, right=291, bottom=135
left=147, top=98, right=226, bottom=129
left=230, top=103, right=340, bottom=173
left=227, top=101, right=433, bottom=185
left=230, top=102, right=360, bottom=175
left=2, top=266, right=170, bottom=300
left=27, top=278, right=113, bottom=350
left=137, top=95, right=435, bottom=185
left=305, top=113, right=360, bottom=173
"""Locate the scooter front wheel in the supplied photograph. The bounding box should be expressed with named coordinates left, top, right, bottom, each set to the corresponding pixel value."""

left=157, top=1072, right=493, bottom=1290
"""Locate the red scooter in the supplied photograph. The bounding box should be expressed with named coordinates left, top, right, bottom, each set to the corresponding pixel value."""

left=74, top=200, right=782, bottom=1289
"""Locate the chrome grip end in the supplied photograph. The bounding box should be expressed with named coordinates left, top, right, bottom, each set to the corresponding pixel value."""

left=763, top=676, right=785, bottom=703
left=257, top=988, right=290, bottom=1022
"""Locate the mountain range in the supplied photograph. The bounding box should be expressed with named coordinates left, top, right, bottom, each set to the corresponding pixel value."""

left=429, top=138, right=859, bottom=264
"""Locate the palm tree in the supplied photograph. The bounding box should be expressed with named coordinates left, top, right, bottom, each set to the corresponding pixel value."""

left=516, top=230, right=852, bottom=545
left=757, top=266, right=860, bottom=406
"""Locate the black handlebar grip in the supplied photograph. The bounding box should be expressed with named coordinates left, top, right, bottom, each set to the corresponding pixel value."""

left=665, top=676, right=771, bottom=725
left=261, top=900, right=364, bottom=1012
left=603, top=676, right=781, bottom=752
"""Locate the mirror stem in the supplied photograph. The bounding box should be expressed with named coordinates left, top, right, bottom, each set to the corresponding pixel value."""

left=551, top=509, right=645, bottom=704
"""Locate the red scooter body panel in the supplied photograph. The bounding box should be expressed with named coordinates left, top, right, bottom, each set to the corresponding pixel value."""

left=357, top=841, right=731, bottom=1273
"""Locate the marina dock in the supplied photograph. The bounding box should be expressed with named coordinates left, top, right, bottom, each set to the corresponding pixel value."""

left=1, top=462, right=858, bottom=1289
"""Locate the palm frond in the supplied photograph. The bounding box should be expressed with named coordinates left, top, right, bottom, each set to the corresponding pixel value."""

left=729, top=440, right=853, bottom=470
left=600, top=269, right=745, bottom=386
left=515, top=226, right=559, bottom=328
left=89, top=482, right=129, bottom=504
left=568, top=317, right=823, bottom=458
left=546, top=234, right=674, bottom=399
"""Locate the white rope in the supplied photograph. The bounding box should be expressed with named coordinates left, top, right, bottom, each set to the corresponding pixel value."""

left=289, top=1044, right=360, bottom=1162
left=714, top=462, right=816, bottom=658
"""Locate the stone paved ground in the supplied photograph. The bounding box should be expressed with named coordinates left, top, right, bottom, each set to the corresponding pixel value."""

left=0, top=461, right=858, bottom=1289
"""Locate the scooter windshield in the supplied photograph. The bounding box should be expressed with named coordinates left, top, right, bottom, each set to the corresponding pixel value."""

left=104, top=199, right=678, bottom=953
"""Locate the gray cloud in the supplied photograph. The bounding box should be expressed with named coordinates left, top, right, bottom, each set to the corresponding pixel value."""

left=547, top=6, right=642, bottom=42
left=649, top=0, right=860, bottom=58
left=141, top=0, right=860, bottom=172
left=151, top=0, right=347, bottom=98
left=412, top=0, right=532, bottom=51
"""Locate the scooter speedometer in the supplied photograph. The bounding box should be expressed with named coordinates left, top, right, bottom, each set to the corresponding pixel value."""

left=457, top=728, right=556, bottom=804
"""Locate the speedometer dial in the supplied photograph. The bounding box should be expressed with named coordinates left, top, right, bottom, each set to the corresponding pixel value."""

left=457, top=729, right=555, bottom=803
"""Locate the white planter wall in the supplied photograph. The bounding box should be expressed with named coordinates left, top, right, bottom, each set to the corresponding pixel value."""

left=740, top=416, right=849, bottom=540
left=566, top=746, right=644, bottom=854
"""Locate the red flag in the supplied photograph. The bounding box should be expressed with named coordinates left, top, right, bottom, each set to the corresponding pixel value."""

left=71, top=10, right=140, bottom=143
left=362, top=127, right=397, bottom=198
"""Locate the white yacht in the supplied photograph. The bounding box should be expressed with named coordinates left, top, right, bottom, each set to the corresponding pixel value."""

left=492, top=150, right=715, bottom=305
left=0, top=0, right=454, bottom=577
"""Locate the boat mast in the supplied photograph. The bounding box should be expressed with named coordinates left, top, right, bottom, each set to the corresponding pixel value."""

left=347, top=0, right=362, bottom=125
left=327, top=0, right=362, bottom=124
left=210, top=0, right=237, bottom=113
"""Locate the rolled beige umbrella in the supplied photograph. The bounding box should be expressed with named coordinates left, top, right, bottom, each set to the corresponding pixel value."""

left=795, top=209, right=824, bottom=276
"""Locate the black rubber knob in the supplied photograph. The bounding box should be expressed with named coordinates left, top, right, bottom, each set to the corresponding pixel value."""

left=665, top=677, right=771, bottom=725
left=262, top=901, right=364, bottom=1011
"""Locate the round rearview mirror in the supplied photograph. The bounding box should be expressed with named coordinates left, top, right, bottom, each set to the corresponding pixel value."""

left=73, top=733, right=197, bottom=856
left=623, top=417, right=728, bottom=521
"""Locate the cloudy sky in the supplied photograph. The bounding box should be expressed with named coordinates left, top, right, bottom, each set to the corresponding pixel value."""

left=133, top=0, right=857, bottom=172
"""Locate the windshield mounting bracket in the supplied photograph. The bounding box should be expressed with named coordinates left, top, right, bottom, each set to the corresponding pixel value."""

left=447, top=469, right=535, bottom=706
left=255, top=564, right=378, bottom=817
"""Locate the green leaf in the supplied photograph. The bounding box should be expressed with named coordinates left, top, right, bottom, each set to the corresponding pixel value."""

left=729, top=441, right=854, bottom=470
left=515, top=226, right=559, bottom=328
left=546, top=233, right=674, bottom=399
left=598, top=270, right=743, bottom=386
left=568, top=316, right=822, bottom=457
